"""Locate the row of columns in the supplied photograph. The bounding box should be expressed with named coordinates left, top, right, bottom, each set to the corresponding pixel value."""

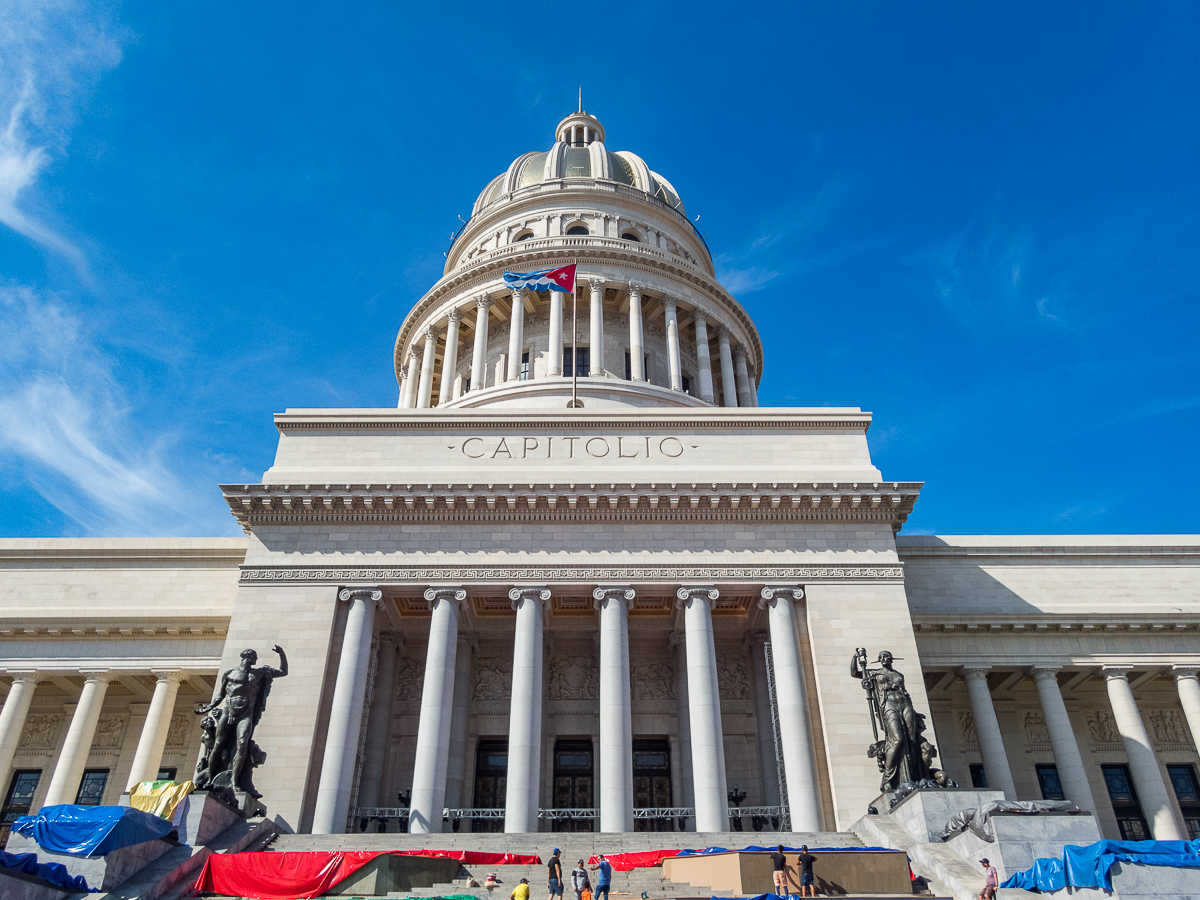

left=309, top=583, right=822, bottom=834
left=961, top=663, right=1200, bottom=840
left=398, top=279, right=760, bottom=408
left=0, top=668, right=187, bottom=807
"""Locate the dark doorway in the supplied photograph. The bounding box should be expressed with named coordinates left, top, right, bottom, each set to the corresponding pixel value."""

left=553, top=738, right=594, bottom=832
left=1102, top=764, right=1150, bottom=840
left=472, top=739, right=508, bottom=833
left=633, top=739, right=673, bottom=831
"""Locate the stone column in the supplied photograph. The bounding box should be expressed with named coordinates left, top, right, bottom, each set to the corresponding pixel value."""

left=506, top=289, right=526, bottom=383
left=748, top=366, right=760, bottom=407
left=357, top=634, right=401, bottom=809
left=593, top=586, right=635, bottom=833
left=417, top=327, right=439, bottom=408
left=438, top=311, right=461, bottom=405
left=402, top=348, right=420, bottom=408
left=125, top=670, right=184, bottom=790
left=717, top=328, right=737, bottom=407
left=628, top=283, right=645, bottom=381
left=962, top=666, right=1017, bottom=800
left=444, top=632, right=477, bottom=810
left=1173, top=667, right=1200, bottom=756
left=758, top=587, right=822, bottom=828
left=312, top=587, right=382, bottom=833
left=664, top=298, right=682, bottom=391
left=409, top=587, right=467, bottom=834
left=505, top=587, right=550, bottom=833
left=693, top=311, right=715, bottom=404
left=744, top=632, right=781, bottom=808
left=547, top=291, right=564, bottom=376
left=0, top=671, right=39, bottom=793
left=397, top=371, right=408, bottom=409
left=1032, top=668, right=1097, bottom=813
left=669, top=633, right=695, bottom=817
left=734, top=348, right=753, bottom=408
left=1103, top=666, right=1184, bottom=839
left=470, top=297, right=492, bottom=392
left=676, top=587, right=729, bottom=833
left=45, top=671, right=113, bottom=806
left=588, top=278, right=605, bottom=376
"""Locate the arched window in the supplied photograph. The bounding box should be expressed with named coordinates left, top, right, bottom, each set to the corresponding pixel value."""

left=514, top=231, right=534, bottom=242
left=566, top=225, right=589, bottom=236
left=621, top=231, right=640, bottom=242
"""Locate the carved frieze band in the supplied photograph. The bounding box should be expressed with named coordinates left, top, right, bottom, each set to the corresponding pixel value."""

left=238, top=563, right=904, bottom=585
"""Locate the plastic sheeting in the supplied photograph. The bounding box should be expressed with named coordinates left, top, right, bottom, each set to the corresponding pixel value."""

left=128, top=780, right=195, bottom=821
left=0, top=849, right=97, bottom=892
left=939, top=800, right=1081, bottom=842
left=194, top=849, right=545, bottom=900
left=587, top=850, right=679, bottom=871
left=590, top=845, right=893, bottom=871
left=1001, top=839, right=1200, bottom=892
left=11, top=804, right=174, bottom=858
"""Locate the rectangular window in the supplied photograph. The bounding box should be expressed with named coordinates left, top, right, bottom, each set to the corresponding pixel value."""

left=462, top=377, right=470, bottom=393
left=1168, top=764, right=1200, bottom=839
left=1036, top=764, right=1065, bottom=800
left=157, top=767, right=178, bottom=782
left=1102, top=764, right=1150, bottom=840
left=0, top=770, right=41, bottom=844
left=520, top=351, right=530, bottom=381
left=75, top=769, right=110, bottom=806
left=563, top=347, right=589, bottom=378
left=681, top=375, right=691, bottom=395
left=970, top=763, right=988, bottom=788
left=625, top=351, right=631, bottom=381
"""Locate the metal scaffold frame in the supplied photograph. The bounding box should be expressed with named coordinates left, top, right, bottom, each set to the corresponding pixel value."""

left=764, top=641, right=791, bottom=831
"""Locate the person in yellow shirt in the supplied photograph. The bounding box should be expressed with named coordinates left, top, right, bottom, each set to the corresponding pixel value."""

left=512, top=877, right=531, bottom=900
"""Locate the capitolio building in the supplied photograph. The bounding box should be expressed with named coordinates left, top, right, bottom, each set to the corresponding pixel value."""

left=2, top=109, right=1199, bottom=851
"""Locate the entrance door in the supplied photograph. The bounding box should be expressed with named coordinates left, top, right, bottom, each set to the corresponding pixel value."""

left=633, top=739, right=673, bottom=831
left=472, top=739, right=508, bottom=833
left=552, top=739, right=594, bottom=832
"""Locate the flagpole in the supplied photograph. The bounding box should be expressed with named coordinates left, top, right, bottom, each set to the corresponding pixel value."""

left=570, top=258, right=579, bottom=408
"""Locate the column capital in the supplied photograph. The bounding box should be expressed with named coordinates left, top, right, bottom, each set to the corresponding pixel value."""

left=1174, top=665, right=1200, bottom=679
left=668, top=629, right=686, bottom=649
left=339, top=586, right=384, bottom=606
left=587, top=277, right=606, bottom=292
left=742, top=629, right=769, bottom=651
left=663, top=296, right=678, bottom=313
left=475, top=295, right=494, bottom=311
left=149, top=669, right=186, bottom=684
left=1031, top=666, right=1062, bottom=682
left=717, top=325, right=732, bottom=340
left=759, top=585, right=804, bottom=607
left=961, top=666, right=991, bottom=682
left=423, top=585, right=468, bottom=612
left=446, top=308, right=463, bottom=323
left=399, top=368, right=409, bottom=383
left=423, top=325, right=440, bottom=343
left=676, top=585, right=719, bottom=609
left=692, top=308, right=708, bottom=326
left=78, top=670, right=115, bottom=684
left=509, top=586, right=552, bottom=612
left=593, top=585, right=635, bottom=610
left=511, top=286, right=528, bottom=301
left=627, top=282, right=643, bottom=299
left=733, top=345, right=747, bottom=361
left=407, top=345, right=421, bottom=362
left=1101, top=664, right=1136, bottom=681
left=5, top=669, right=40, bottom=684
left=457, top=630, right=479, bottom=653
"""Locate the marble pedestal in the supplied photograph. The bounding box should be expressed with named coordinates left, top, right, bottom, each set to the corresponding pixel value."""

left=884, top=788, right=1006, bottom=844
left=6, top=831, right=172, bottom=893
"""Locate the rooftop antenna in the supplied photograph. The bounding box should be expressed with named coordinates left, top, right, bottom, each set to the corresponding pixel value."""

left=578, top=87, right=582, bottom=113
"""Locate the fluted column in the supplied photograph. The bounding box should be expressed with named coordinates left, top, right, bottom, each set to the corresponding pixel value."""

left=664, top=298, right=682, bottom=391
left=676, top=586, right=729, bottom=833
left=125, top=670, right=185, bottom=789
left=693, top=311, right=715, bottom=403
left=733, top=348, right=753, bottom=408
left=397, top=371, right=408, bottom=408
left=312, top=587, right=382, bottom=833
left=507, top=289, right=526, bottom=382
left=628, top=283, right=645, bottom=381
left=588, top=278, right=605, bottom=376
left=669, top=633, right=695, bottom=818
left=0, top=672, right=39, bottom=794
left=1032, top=668, right=1096, bottom=813
left=748, top=366, right=760, bottom=407
left=444, top=632, right=477, bottom=809
left=1174, top=667, right=1200, bottom=756
left=744, top=631, right=781, bottom=808
left=402, top=348, right=421, bottom=408
left=417, top=327, right=438, bottom=408
left=1103, top=666, right=1183, bottom=839
left=45, top=671, right=113, bottom=806
left=962, top=666, right=1017, bottom=800
left=470, top=297, right=492, bottom=392
left=409, top=586, right=467, bottom=834
left=547, top=291, right=564, bottom=376
left=717, top=328, right=737, bottom=407
left=438, top=311, right=462, bottom=405
left=358, top=634, right=401, bottom=808
left=505, top=587, right=551, bottom=833
left=594, top=586, right=635, bottom=832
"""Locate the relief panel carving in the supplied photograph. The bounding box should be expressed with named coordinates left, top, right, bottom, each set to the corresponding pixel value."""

left=395, top=657, right=425, bottom=701
left=632, top=663, right=675, bottom=701
left=473, top=657, right=513, bottom=701
left=1086, top=710, right=1119, bottom=744
left=1149, top=709, right=1186, bottom=744
left=166, top=714, right=191, bottom=748
left=549, top=658, right=598, bottom=700
left=19, top=714, right=61, bottom=750
left=1024, top=711, right=1049, bottom=744
left=956, top=710, right=978, bottom=746
left=93, top=714, right=127, bottom=749
left=716, top=653, right=750, bottom=701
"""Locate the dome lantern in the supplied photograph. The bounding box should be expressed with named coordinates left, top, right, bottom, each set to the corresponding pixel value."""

left=555, top=110, right=605, bottom=147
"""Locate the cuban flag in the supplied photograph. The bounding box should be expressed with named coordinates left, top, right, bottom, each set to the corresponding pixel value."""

left=503, top=263, right=577, bottom=293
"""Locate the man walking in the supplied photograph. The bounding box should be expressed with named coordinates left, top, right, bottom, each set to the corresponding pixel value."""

left=591, top=853, right=613, bottom=900
left=978, top=858, right=998, bottom=900
left=548, top=849, right=564, bottom=900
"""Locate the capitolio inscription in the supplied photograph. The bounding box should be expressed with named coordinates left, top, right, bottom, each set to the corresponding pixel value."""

left=457, top=436, right=690, bottom=460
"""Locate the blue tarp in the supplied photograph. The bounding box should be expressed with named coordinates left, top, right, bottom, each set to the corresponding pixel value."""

left=12, top=804, right=174, bottom=858
left=678, top=845, right=891, bottom=857
left=0, top=849, right=96, bottom=892
left=1001, top=839, right=1200, bottom=892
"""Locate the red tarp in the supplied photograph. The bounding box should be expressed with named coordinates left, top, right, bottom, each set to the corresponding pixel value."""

left=194, top=849, right=543, bottom=899
left=587, top=850, right=680, bottom=871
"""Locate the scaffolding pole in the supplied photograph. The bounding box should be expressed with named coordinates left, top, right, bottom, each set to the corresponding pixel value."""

left=763, top=641, right=790, bottom=831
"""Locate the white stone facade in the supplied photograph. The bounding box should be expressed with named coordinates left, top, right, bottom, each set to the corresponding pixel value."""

left=1, top=112, right=1197, bottom=845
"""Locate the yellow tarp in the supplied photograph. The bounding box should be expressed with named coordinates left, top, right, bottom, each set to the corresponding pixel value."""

left=128, top=780, right=195, bottom=820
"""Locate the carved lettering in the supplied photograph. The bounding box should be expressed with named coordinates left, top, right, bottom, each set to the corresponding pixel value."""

left=523, top=437, right=539, bottom=458
left=659, top=437, right=684, bottom=458
left=463, top=438, right=484, bottom=458
left=491, top=438, right=513, bottom=458
left=618, top=437, right=637, bottom=458
left=585, top=438, right=610, bottom=458
left=457, top=435, right=693, bottom=461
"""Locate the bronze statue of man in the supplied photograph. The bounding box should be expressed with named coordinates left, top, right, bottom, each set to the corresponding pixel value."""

left=194, top=645, right=287, bottom=796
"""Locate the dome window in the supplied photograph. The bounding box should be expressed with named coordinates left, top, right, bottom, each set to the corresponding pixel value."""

left=566, top=225, right=590, bottom=236
left=514, top=231, right=534, bottom=242
left=621, top=231, right=640, bottom=243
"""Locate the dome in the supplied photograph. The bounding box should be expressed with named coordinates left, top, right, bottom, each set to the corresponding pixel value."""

left=471, top=111, right=686, bottom=216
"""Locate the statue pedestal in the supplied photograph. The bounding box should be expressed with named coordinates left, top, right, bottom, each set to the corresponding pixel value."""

left=6, top=831, right=172, bottom=893
left=879, top=787, right=1005, bottom=843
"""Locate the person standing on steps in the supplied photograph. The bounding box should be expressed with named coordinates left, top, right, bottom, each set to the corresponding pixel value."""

left=978, top=858, right=998, bottom=900
left=770, top=845, right=793, bottom=896
left=512, top=878, right=531, bottom=900
left=548, top=848, right=565, bottom=900
left=796, top=845, right=818, bottom=898
left=571, top=859, right=591, bottom=900
left=591, top=853, right=613, bottom=900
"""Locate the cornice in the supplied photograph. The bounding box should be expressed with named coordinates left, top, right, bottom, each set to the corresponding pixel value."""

left=238, top=562, right=905, bottom=586
left=898, top=543, right=1200, bottom=561
left=913, top=615, right=1200, bottom=635
left=0, top=541, right=247, bottom=564
left=220, top=482, right=921, bottom=533
left=0, top=617, right=229, bottom=638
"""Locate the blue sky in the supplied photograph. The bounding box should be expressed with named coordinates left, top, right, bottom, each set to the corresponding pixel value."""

left=1, top=1, right=1197, bottom=538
